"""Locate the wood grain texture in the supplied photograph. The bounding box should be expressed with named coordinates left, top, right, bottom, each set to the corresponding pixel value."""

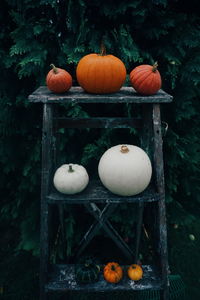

left=47, top=180, right=163, bottom=204
left=152, top=104, right=169, bottom=300
left=28, top=86, right=173, bottom=104
left=33, top=87, right=173, bottom=300
left=46, top=264, right=162, bottom=292
left=40, top=104, right=53, bottom=300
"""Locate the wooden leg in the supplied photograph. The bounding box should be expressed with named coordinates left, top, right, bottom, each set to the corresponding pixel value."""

left=40, top=104, right=54, bottom=300
left=153, top=104, right=169, bottom=300
left=134, top=202, right=144, bottom=263
left=58, top=204, right=66, bottom=261
left=40, top=203, right=49, bottom=300
left=161, top=286, right=170, bottom=300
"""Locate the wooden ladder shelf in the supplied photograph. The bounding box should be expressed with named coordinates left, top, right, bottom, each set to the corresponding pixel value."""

left=28, top=86, right=173, bottom=300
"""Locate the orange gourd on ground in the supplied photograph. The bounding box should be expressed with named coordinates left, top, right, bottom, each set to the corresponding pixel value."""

left=130, top=62, right=161, bottom=95
left=46, top=64, right=72, bottom=93
left=103, top=262, right=123, bottom=283
left=127, top=264, right=143, bottom=281
left=76, top=45, right=126, bottom=94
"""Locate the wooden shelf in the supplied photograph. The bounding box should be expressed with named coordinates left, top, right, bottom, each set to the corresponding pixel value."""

left=28, top=86, right=172, bottom=104
left=46, top=264, right=163, bottom=293
left=30, top=85, right=173, bottom=299
left=47, top=180, right=162, bottom=204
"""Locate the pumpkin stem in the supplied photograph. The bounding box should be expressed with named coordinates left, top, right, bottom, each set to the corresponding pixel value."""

left=111, top=264, right=116, bottom=271
left=50, top=64, right=58, bottom=74
left=152, top=62, right=158, bottom=72
left=68, top=165, right=74, bottom=173
left=120, top=145, right=129, bottom=153
left=100, top=42, right=106, bottom=56
left=132, top=265, right=136, bottom=269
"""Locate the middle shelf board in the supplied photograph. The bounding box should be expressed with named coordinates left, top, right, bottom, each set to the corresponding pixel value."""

left=47, top=180, right=162, bottom=204
left=46, top=264, right=163, bottom=293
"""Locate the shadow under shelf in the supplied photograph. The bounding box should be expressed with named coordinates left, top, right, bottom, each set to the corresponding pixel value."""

left=47, top=180, right=163, bottom=204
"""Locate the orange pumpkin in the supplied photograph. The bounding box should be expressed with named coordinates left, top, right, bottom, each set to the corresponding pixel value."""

left=46, top=64, right=72, bottom=93
left=127, top=264, right=143, bottom=281
left=76, top=45, right=126, bottom=94
left=103, top=262, right=123, bottom=283
left=130, top=62, right=161, bottom=95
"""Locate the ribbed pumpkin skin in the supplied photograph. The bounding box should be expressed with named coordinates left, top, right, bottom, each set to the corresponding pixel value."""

left=75, top=265, right=100, bottom=284
left=76, top=54, right=126, bottom=94
left=130, top=64, right=161, bottom=95
left=75, top=263, right=100, bottom=284
left=46, top=65, right=72, bottom=93
left=127, top=264, right=143, bottom=281
left=103, top=262, right=123, bottom=283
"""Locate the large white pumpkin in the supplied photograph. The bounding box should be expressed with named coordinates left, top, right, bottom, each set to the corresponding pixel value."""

left=53, top=164, right=89, bottom=194
left=98, top=145, right=152, bottom=196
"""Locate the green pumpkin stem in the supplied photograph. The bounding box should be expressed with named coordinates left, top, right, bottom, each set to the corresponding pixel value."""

left=132, top=265, right=136, bottom=269
left=68, top=164, right=74, bottom=173
left=100, top=42, right=106, bottom=56
left=50, top=64, right=58, bottom=74
left=111, top=264, right=116, bottom=271
left=152, top=62, right=158, bottom=72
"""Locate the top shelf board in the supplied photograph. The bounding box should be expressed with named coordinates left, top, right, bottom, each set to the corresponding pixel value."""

left=28, top=86, right=173, bottom=104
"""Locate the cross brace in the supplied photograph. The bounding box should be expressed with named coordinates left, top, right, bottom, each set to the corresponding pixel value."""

left=75, top=201, right=145, bottom=263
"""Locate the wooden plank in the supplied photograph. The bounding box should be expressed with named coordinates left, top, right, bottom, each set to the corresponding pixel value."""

left=83, top=203, right=134, bottom=261
left=134, top=202, right=144, bottom=263
left=140, top=104, right=154, bottom=159
left=58, top=204, right=67, bottom=261
left=46, top=264, right=162, bottom=292
left=40, top=104, right=54, bottom=300
left=75, top=203, right=119, bottom=258
left=152, top=104, right=169, bottom=300
left=133, top=104, right=155, bottom=265
left=54, top=117, right=142, bottom=129
left=47, top=181, right=162, bottom=204
left=28, top=86, right=173, bottom=104
left=153, top=105, right=165, bottom=193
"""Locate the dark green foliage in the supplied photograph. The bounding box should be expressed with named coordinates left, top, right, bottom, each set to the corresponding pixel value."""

left=0, top=0, right=200, bottom=298
left=0, top=250, right=39, bottom=299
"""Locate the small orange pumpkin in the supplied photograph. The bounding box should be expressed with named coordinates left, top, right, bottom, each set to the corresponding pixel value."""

left=103, top=262, right=123, bottom=283
left=130, top=62, right=161, bottom=95
left=76, top=45, right=126, bottom=94
left=46, top=64, right=72, bottom=93
left=127, top=264, right=143, bottom=281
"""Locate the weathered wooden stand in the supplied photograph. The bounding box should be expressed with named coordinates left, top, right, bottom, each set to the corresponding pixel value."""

left=28, top=86, right=172, bottom=300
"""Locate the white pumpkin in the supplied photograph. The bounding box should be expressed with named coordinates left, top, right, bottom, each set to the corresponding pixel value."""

left=53, top=164, right=89, bottom=194
left=98, top=144, right=152, bottom=196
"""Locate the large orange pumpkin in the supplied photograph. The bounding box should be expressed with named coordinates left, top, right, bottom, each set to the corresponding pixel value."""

left=130, top=62, right=161, bottom=95
left=103, top=262, right=123, bottom=283
left=76, top=46, right=126, bottom=94
left=46, top=64, right=72, bottom=93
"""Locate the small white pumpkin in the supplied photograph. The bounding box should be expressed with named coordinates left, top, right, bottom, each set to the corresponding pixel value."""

left=53, top=164, right=89, bottom=194
left=98, top=144, right=152, bottom=196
